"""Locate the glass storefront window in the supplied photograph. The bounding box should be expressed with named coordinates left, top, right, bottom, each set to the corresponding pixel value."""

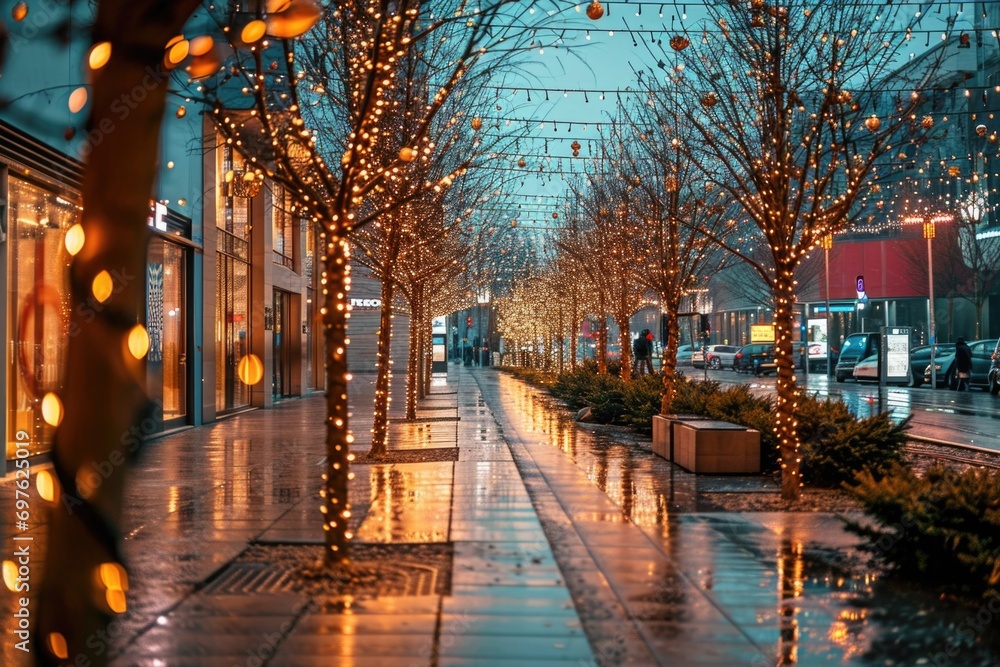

left=147, top=238, right=188, bottom=424
left=215, top=138, right=253, bottom=414
left=272, top=184, right=295, bottom=269
left=6, top=177, right=78, bottom=459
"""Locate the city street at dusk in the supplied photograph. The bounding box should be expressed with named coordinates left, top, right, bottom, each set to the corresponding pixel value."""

left=1, top=0, right=999, bottom=665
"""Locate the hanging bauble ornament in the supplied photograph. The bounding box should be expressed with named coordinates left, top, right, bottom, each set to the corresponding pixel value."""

left=864, top=115, right=881, bottom=132
left=976, top=124, right=988, bottom=137
left=700, top=93, right=719, bottom=108
left=586, top=0, right=604, bottom=20
left=989, top=132, right=998, bottom=143
left=669, top=36, right=690, bottom=51
left=176, top=105, right=187, bottom=118
left=517, top=158, right=526, bottom=168
left=12, top=2, right=27, bottom=21
left=552, top=212, right=559, bottom=219
left=920, top=115, right=934, bottom=129
left=470, top=117, right=483, bottom=131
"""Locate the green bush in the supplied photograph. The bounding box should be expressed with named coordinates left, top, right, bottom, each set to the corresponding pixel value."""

left=500, top=366, right=558, bottom=388
left=797, top=395, right=909, bottom=487
left=621, top=374, right=663, bottom=433
left=847, top=464, right=1000, bottom=598
left=551, top=367, right=624, bottom=409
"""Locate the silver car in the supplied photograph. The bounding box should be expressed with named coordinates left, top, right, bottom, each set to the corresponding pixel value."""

left=700, top=344, right=739, bottom=370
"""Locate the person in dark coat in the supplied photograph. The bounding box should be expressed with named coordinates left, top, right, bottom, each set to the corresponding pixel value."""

left=954, top=337, right=972, bottom=391
left=632, top=329, right=654, bottom=376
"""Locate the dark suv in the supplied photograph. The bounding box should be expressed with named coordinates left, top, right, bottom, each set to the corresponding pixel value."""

left=835, top=332, right=881, bottom=382
left=734, top=344, right=773, bottom=374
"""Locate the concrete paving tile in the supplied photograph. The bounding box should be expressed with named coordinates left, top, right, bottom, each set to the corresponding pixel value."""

left=437, top=660, right=592, bottom=667
left=295, top=613, right=437, bottom=634
left=271, top=655, right=430, bottom=667
left=437, top=634, right=593, bottom=661
left=340, top=596, right=442, bottom=615
left=278, top=632, right=435, bottom=656
left=451, top=528, right=549, bottom=542
left=440, top=613, right=584, bottom=637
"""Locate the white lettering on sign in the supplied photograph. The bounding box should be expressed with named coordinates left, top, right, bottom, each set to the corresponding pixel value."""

left=349, top=298, right=382, bottom=309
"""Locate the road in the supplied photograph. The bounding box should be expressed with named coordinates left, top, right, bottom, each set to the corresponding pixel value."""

left=687, top=366, right=1000, bottom=454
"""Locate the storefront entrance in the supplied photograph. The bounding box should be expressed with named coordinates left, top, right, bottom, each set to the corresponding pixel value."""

left=272, top=289, right=293, bottom=399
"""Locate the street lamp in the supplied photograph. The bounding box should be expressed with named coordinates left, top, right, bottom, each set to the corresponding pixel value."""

left=909, top=212, right=953, bottom=388
left=820, top=233, right=833, bottom=376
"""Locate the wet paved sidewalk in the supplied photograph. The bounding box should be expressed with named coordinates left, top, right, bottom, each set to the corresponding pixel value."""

left=4, top=365, right=999, bottom=666
left=477, top=370, right=1000, bottom=667
left=1, top=365, right=592, bottom=667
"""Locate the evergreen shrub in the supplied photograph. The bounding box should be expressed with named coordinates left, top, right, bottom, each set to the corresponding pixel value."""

left=847, top=463, right=1000, bottom=597
left=797, top=395, right=909, bottom=487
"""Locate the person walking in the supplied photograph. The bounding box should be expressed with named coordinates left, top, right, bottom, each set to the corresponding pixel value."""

left=955, top=337, right=972, bottom=391
left=632, top=329, right=655, bottom=376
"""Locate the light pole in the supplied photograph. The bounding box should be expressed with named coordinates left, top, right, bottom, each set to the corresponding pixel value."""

left=912, top=213, right=952, bottom=387
left=923, top=217, right=936, bottom=389
left=821, top=233, right=833, bottom=376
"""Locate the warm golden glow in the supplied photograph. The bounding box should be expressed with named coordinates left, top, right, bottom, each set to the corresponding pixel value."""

left=237, top=354, right=264, bottom=385
left=11, top=2, right=27, bottom=21
left=266, top=0, right=322, bottom=39
left=189, top=35, right=215, bottom=57
left=241, top=20, right=267, bottom=44
left=47, top=633, right=69, bottom=659
left=106, top=589, right=127, bottom=613
left=166, top=37, right=190, bottom=66
left=127, top=325, right=150, bottom=360
left=2, top=561, right=18, bottom=591
left=399, top=147, right=415, bottom=162
left=36, top=469, right=58, bottom=502
left=41, top=392, right=63, bottom=427
left=88, top=42, right=112, bottom=70
left=92, top=270, right=114, bottom=303
left=64, top=223, right=85, bottom=256
left=68, top=87, right=88, bottom=113
left=99, top=562, right=129, bottom=592
left=176, top=105, right=187, bottom=119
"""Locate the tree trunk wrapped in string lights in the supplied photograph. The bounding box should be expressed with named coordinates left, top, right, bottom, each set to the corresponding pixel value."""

left=33, top=2, right=201, bottom=663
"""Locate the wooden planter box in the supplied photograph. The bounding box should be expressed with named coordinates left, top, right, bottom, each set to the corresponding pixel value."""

left=652, top=414, right=702, bottom=461
left=673, top=420, right=761, bottom=474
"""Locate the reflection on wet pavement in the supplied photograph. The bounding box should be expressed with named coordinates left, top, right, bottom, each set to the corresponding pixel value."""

left=4, top=366, right=998, bottom=666
left=483, top=371, right=1000, bottom=666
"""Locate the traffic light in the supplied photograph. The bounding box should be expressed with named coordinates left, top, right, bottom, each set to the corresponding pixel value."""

left=466, top=316, right=473, bottom=327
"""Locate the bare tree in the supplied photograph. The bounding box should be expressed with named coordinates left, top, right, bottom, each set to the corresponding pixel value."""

left=655, top=0, right=951, bottom=499
left=194, top=0, right=567, bottom=561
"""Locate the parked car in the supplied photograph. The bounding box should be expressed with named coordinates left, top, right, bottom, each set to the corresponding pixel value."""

left=675, top=344, right=694, bottom=366
left=906, top=344, right=954, bottom=388
left=853, top=354, right=880, bottom=382
left=696, top=344, right=739, bottom=370
left=835, top=332, right=881, bottom=382
left=924, top=339, right=998, bottom=390
left=805, top=341, right=828, bottom=372
left=735, top=343, right=806, bottom=375
left=734, top=343, right=773, bottom=374
left=989, top=339, right=1000, bottom=395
